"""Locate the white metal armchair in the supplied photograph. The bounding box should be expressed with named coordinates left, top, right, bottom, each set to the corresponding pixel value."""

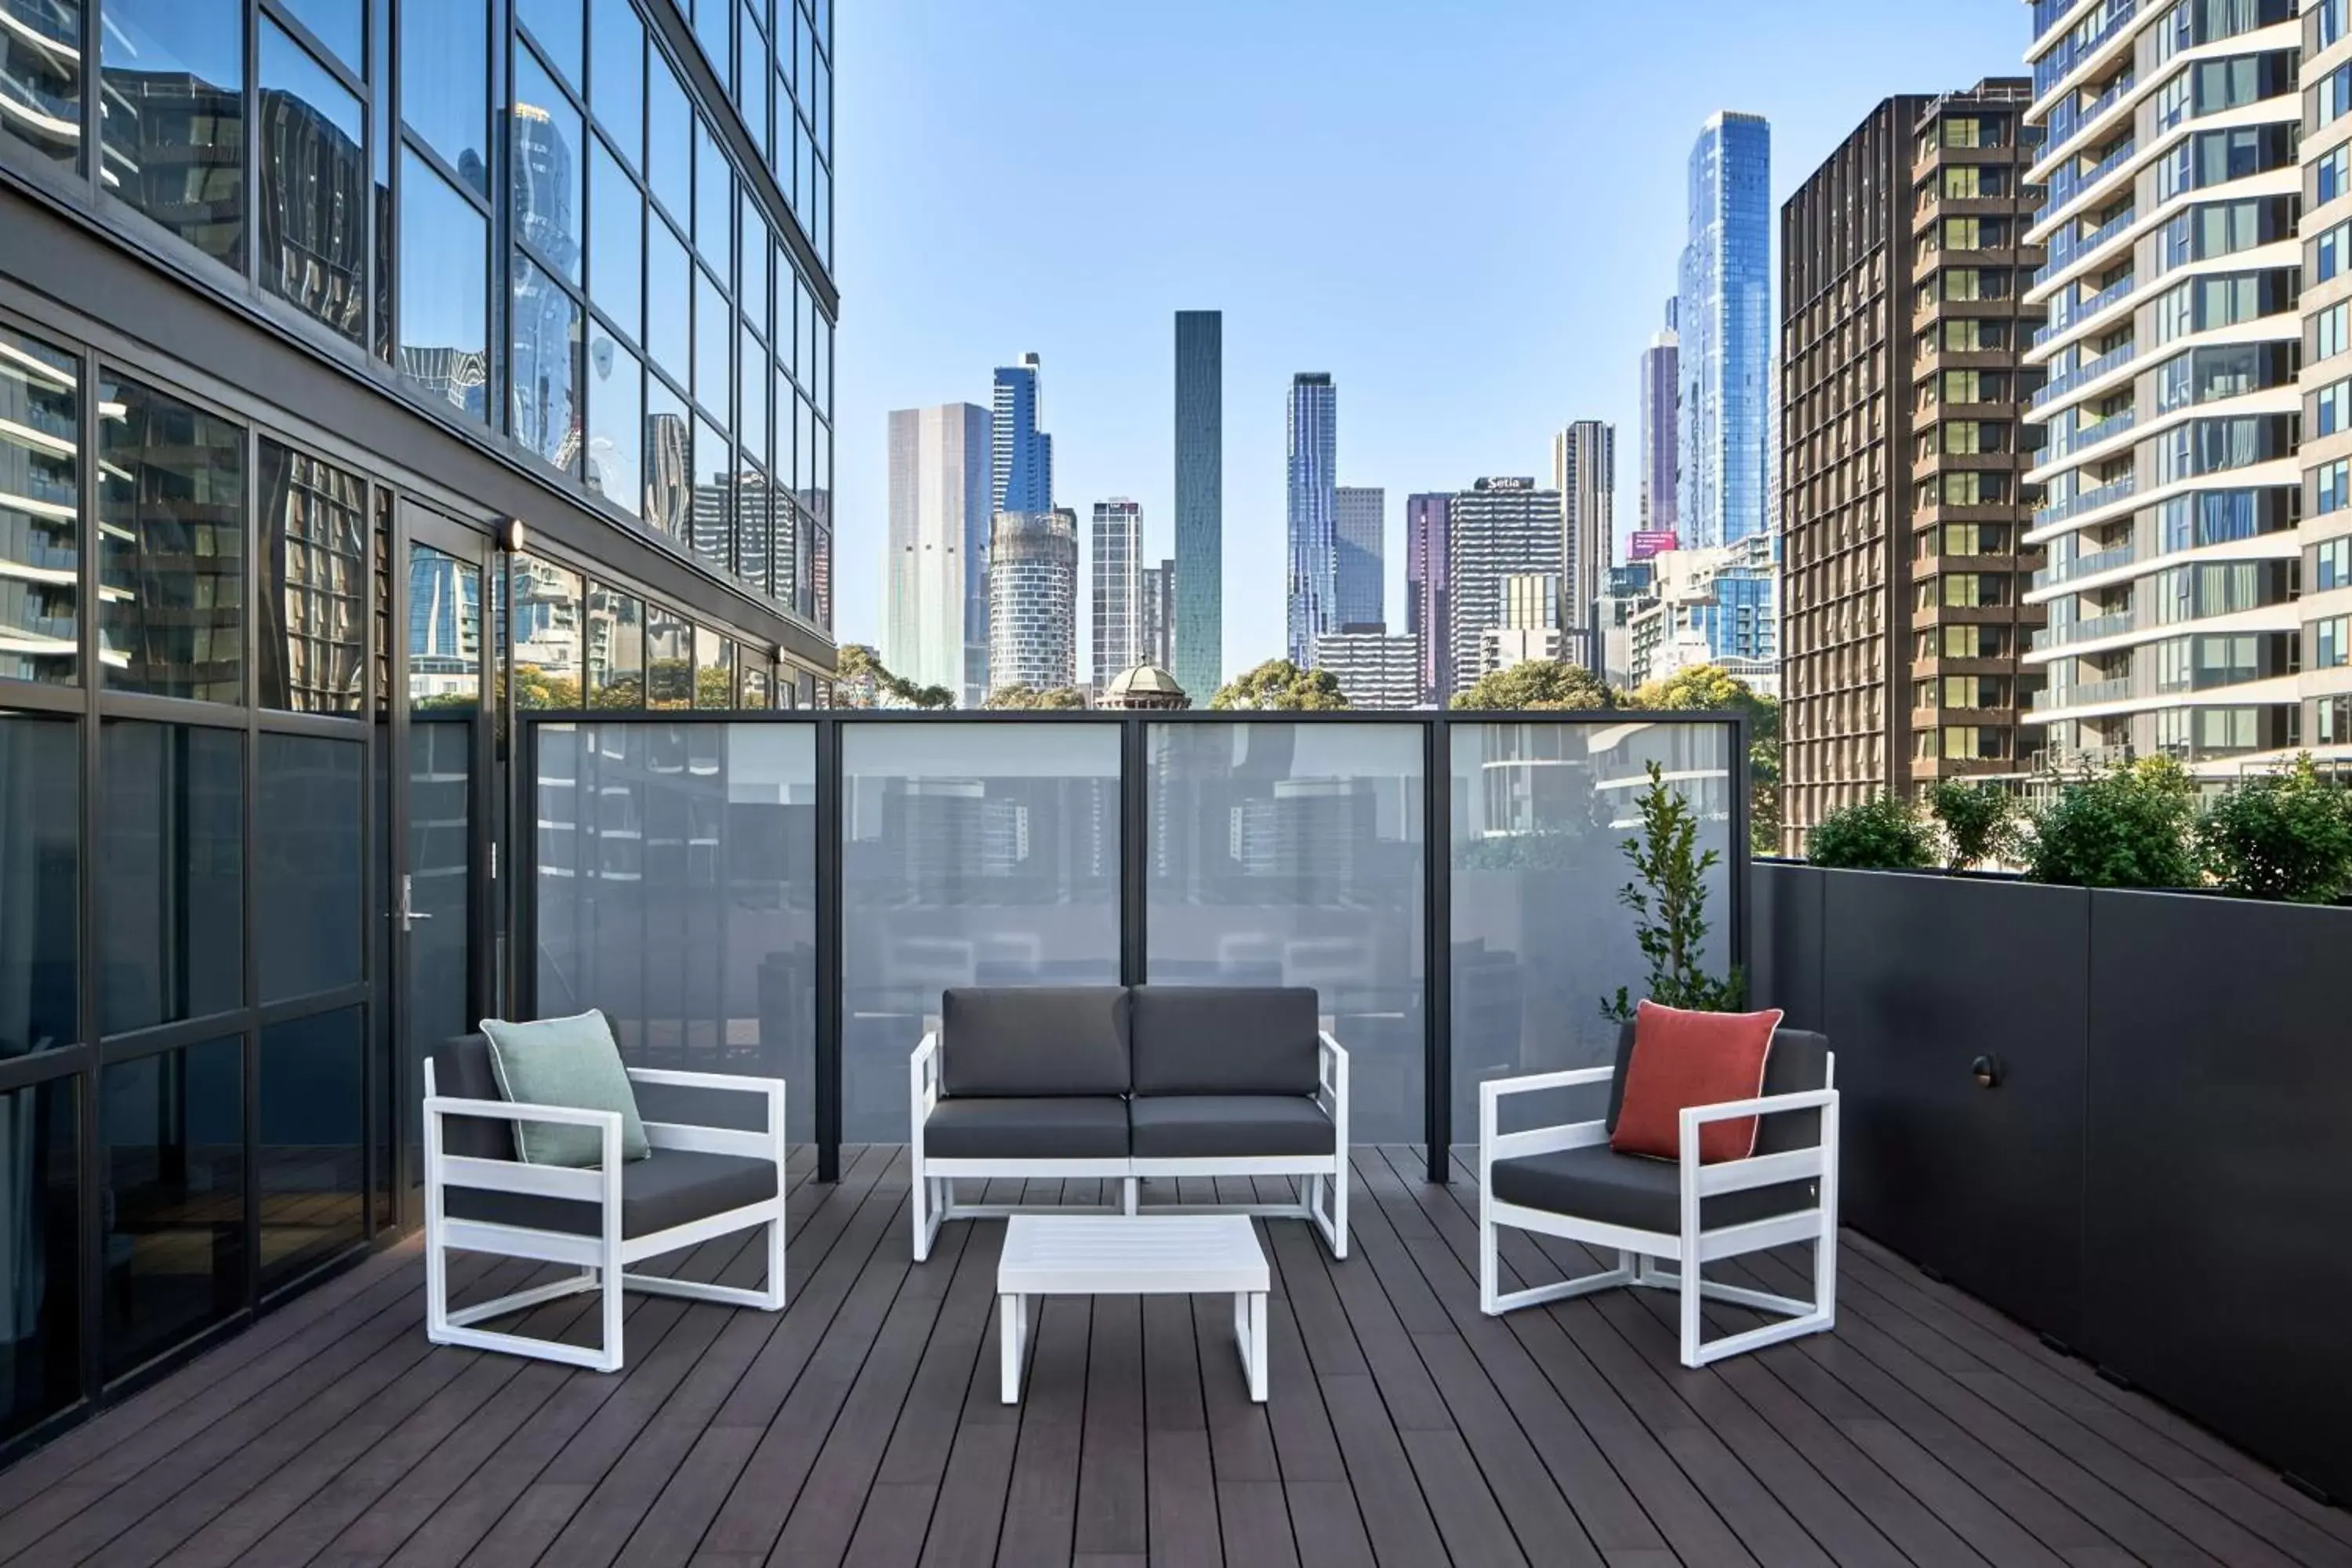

left=1476, top=1026, right=1838, bottom=1368
left=423, top=1033, right=788, bottom=1373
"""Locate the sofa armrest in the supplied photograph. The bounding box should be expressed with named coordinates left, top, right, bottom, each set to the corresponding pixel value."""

left=1316, top=1031, right=1348, bottom=1145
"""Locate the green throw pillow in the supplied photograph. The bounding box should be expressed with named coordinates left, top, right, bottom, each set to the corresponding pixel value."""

left=479, top=1011, right=651, bottom=1167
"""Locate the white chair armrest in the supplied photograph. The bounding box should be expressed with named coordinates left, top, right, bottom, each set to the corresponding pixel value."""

left=1478, top=1065, right=1617, bottom=1154
left=423, top=1097, right=622, bottom=1205
left=1679, top=1087, right=1838, bottom=1127
left=425, top=1093, right=625, bottom=1132
left=625, top=1065, right=777, bottom=1094
left=624, top=1066, right=786, bottom=1141
left=1677, top=1087, right=1840, bottom=1202
left=910, top=1032, right=939, bottom=1072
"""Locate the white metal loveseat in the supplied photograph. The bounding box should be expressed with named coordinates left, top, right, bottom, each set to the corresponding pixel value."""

left=423, top=1032, right=788, bottom=1372
left=1477, top=1023, right=1838, bottom=1367
left=909, top=985, right=1349, bottom=1262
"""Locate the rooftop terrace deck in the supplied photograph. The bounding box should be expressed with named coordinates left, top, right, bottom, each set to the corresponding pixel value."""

left=3, top=1146, right=2346, bottom=1568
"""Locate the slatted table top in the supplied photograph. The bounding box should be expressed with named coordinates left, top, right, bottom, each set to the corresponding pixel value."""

left=998, top=1214, right=1270, bottom=1295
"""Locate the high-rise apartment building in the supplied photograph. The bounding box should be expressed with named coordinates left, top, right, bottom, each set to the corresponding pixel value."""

left=992, top=354, right=1054, bottom=514
left=1174, top=310, right=1223, bottom=698
left=1553, top=421, right=1614, bottom=637
left=2304, top=2, right=2352, bottom=766
left=886, top=404, right=992, bottom=701
left=1286, top=373, right=1339, bottom=665
left=1406, top=494, right=1452, bottom=704
left=1448, top=477, right=1563, bottom=695
left=1679, top=111, right=1774, bottom=551
left=1090, top=498, right=1144, bottom=688
left=1309, top=626, right=1420, bottom=710
left=1477, top=574, right=1567, bottom=676
left=1139, top=559, right=1176, bottom=670
left=1334, top=486, right=1386, bottom=630
left=0, top=0, right=838, bottom=1405
left=988, top=509, right=1079, bottom=693
left=1641, top=304, right=1681, bottom=541
left=1780, top=82, right=2045, bottom=850
left=1627, top=540, right=1782, bottom=695
left=2022, top=2, right=2303, bottom=777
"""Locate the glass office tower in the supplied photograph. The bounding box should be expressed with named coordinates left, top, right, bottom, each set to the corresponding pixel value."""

left=1678, top=111, right=1773, bottom=551
left=1173, top=310, right=1222, bottom=701
left=0, top=0, right=837, bottom=1449
left=1286, top=372, right=1338, bottom=666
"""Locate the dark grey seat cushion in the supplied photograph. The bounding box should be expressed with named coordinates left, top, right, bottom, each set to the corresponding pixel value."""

left=441, top=1149, right=779, bottom=1238
left=939, top=987, right=1131, bottom=1097
left=1488, top=1145, right=1817, bottom=1235
left=1603, top=1022, right=1830, bottom=1156
left=922, top=1096, right=1131, bottom=1160
left=1129, top=985, right=1320, bottom=1097
left=1128, top=1095, right=1334, bottom=1159
left=434, top=1034, right=516, bottom=1160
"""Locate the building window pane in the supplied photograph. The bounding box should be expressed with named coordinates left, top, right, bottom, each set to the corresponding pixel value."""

left=397, top=151, right=490, bottom=423
left=0, top=327, right=79, bottom=684
left=644, top=377, right=689, bottom=539
left=515, top=0, right=583, bottom=89
left=741, top=14, right=768, bottom=159
left=693, top=625, right=731, bottom=707
left=256, top=440, right=365, bottom=713
left=587, top=135, right=641, bottom=341
left=513, top=554, right=583, bottom=707
left=98, top=373, right=246, bottom=702
left=741, top=197, right=770, bottom=342
left=586, top=583, right=644, bottom=706
left=99, top=721, right=243, bottom=1034
left=256, top=734, right=362, bottom=1002
left=588, top=0, right=644, bottom=167
left=0, top=0, right=82, bottom=172
left=644, top=216, right=691, bottom=389
left=398, top=0, right=488, bottom=197
left=258, top=20, right=365, bottom=345
left=259, top=1005, right=365, bottom=1292
left=0, top=715, right=79, bottom=1057
left=407, top=543, right=481, bottom=706
left=737, top=465, right=770, bottom=590
left=102, top=1036, right=245, bottom=1381
left=586, top=328, right=642, bottom=517
left=739, top=325, right=768, bottom=468
left=279, top=0, right=361, bottom=71
left=694, top=118, right=731, bottom=283
left=0, top=1076, right=78, bottom=1442
left=691, top=415, right=730, bottom=570
left=694, top=266, right=731, bottom=425
left=646, top=49, right=689, bottom=222
left=645, top=604, right=690, bottom=708
left=101, top=0, right=245, bottom=270
left=510, top=254, right=583, bottom=474
left=513, top=47, right=583, bottom=286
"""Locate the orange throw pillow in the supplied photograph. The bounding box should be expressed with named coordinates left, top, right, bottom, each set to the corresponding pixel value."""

left=1609, top=1000, right=1784, bottom=1164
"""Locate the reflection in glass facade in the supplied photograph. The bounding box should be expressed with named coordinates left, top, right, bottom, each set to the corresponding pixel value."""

left=1447, top=720, right=1732, bottom=1149
left=399, top=0, right=488, bottom=197
left=102, top=1036, right=245, bottom=1381
left=840, top=724, right=1120, bottom=1139
left=587, top=581, right=644, bottom=706
left=0, top=1076, right=78, bottom=1445
left=258, top=18, right=365, bottom=343
left=100, top=0, right=245, bottom=270
left=259, top=1006, right=366, bottom=1293
left=535, top=722, right=818, bottom=1138
left=1677, top=111, right=1772, bottom=550
left=0, top=715, right=78, bottom=1058
left=646, top=602, right=691, bottom=707
left=407, top=543, right=481, bottom=706
left=256, top=732, right=363, bottom=1002
left=1146, top=723, right=1425, bottom=1143
left=0, top=0, right=82, bottom=172
left=397, top=150, right=490, bottom=422
left=98, top=721, right=245, bottom=1036
left=98, top=372, right=247, bottom=702
left=0, top=327, right=78, bottom=684
left=513, top=554, right=584, bottom=706
left=256, top=439, right=365, bottom=713
left=512, top=255, right=583, bottom=473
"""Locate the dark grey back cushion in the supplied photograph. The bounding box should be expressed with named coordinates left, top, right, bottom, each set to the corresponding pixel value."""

left=939, top=986, right=1131, bottom=1097
left=434, top=1034, right=516, bottom=1160
left=1129, top=985, right=1320, bottom=1097
left=1603, top=1020, right=1829, bottom=1156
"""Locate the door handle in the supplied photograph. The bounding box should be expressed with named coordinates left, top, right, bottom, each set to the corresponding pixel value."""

left=401, top=873, right=433, bottom=931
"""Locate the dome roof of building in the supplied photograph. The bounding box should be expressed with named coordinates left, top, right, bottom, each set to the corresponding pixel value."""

left=1101, top=662, right=1190, bottom=708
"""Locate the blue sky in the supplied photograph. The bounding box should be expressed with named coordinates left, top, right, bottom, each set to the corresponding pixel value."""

left=832, top=0, right=2028, bottom=679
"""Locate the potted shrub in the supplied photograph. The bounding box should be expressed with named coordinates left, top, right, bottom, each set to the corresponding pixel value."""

left=2024, top=757, right=2198, bottom=889
left=1928, top=779, right=2016, bottom=872
left=1806, top=793, right=1935, bottom=871
left=2195, top=754, right=2352, bottom=903
left=1601, top=762, right=1743, bottom=1020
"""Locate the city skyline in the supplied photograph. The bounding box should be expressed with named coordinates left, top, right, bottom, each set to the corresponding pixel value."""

left=833, top=1, right=2025, bottom=667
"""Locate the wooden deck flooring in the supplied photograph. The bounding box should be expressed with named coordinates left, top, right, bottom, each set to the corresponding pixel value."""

left=2, top=1145, right=2347, bottom=1567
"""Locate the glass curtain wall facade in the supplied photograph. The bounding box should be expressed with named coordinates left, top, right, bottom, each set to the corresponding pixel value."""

left=1173, top=310, right=1222, bottom=702
left=1679, top=111, right=1774, bottom=552
left=0, top=0, right=837, bottom=1450
left=1285, top=373, right=1338, bottom=666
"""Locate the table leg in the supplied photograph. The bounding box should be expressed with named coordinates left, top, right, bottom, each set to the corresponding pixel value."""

left=1246, top=1290, right=1267, bottom=1402
left=1000, top=1293, right=1025, bottom=1404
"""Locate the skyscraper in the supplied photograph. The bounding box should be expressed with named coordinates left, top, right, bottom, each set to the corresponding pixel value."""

left=991, top=353, right=1053, bottom=514
left=1309, top=628, right=1420, bottom=710
left=1640, top=304, right=1679, bottom=541
left=1174, top=310, right=1223, bottom=698
left=1781, top=84, right=2044, bottom=850
left=1448, top=477, right=1563, bottom=695
left=1406, top=495, right=1451, bottom=704
left=1552, top=422, right=1613, bottom=643
left=1678, top=111, right=1772, bottom=551
left=884, top=404, right=991, bottom=702
left=987, top=509, right=1079, bottom=694
left=1139, top=559, right=1175, bottom=670
left=1334, top=486, right=1385, bottom=631
left=1286, top=373, right=1338, bottom=666
left=1090, top=498, right=1144, bottom=688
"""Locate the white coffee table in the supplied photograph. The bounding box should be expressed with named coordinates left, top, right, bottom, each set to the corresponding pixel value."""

left=997, top=1214, right=1269, bottom=1404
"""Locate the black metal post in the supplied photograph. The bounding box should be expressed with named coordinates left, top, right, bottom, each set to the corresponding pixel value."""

left=1120, top=716, right=1147, bottom=987
left=1424, top=714, right=1451, bottom=1184
left=814, top=716, right=842, bottom=1181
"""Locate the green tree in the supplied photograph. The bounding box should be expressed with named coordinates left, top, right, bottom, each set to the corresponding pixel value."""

left=1601, top=761, right=1744, bottom=1020
left=2025, top=757, right=2198, bottom=889
left=836, top=644, right=955, bottom=709
left=1449, top=659, right=1615, bottom=712
left=1929, top=779, right=2016, bottom=871
left=1210, top=659, right=1348, bottom=710
left=695, top=663, right=737, bottom=709
left=2195, top=754, right=2352, bottom=902
left=1808, top=793, right=1936, bottom=871
left=1632, top=663, right=1780, bottom=855
left=983, top=683, right=1088, bottom=710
